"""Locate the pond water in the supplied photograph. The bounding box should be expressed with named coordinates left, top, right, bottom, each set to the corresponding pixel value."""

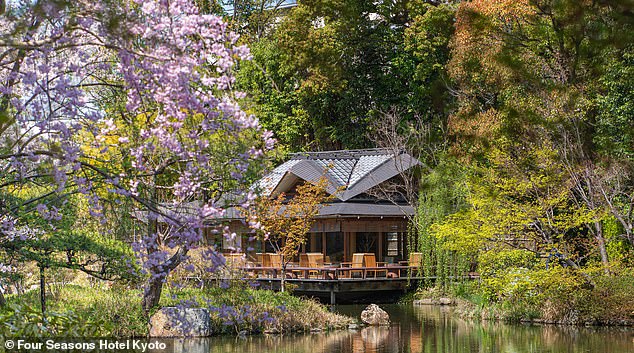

left=182, top=304, right=634, bottom=353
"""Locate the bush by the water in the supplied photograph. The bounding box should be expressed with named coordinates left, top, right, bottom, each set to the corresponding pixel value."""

left=162, top=281, right=352, bottom=334
left=443, top=254, right=634, bottom=325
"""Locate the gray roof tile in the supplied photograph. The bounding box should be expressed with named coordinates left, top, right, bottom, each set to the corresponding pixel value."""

left=258, top=148, right=421, bottom=201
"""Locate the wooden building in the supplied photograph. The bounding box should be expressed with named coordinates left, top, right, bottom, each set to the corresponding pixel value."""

left=215, top=148, right=421, bottom=264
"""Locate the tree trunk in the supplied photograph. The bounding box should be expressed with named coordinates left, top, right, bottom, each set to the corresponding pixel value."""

left=39, top=266, right=46, bottom=317
left=142, top=274, right=164, bottom=314
left=594, top=221, right=610, bottom=274
left=143, top=179, right=160, bottom=315
left=142, top=247, right=187, bottom=314
left=280, top=255, right=285, bottom=293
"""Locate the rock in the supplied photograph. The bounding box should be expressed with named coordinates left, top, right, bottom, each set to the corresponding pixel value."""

left=360, top=304, right=390, bottom=326
left=413, top=299, right=434, bottom=305
left=149, top=307, right=212, bottom=337
left=348, top=324, right=359, bottom=330
left=438, top=297, right=454, bottom=305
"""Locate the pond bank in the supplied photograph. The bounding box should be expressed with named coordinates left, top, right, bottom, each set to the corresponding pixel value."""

left=2, top=285, right=353, bottom=338
left=413, top=286, right=634, bottom=327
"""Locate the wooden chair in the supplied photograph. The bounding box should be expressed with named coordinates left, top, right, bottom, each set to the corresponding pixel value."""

left=307, top=253, right=324, bottom=267
left=261, top=253, right=282, bottom=277
left=298, top=252, right=324, bottom=278
left=341, top=253, right=364, bottom=278
left=399, top=252, right=424, bottom=277
left=342, top=253, right=386, bottom=278
left=363, top=253, right=388, bottom=278
left=223, top=253, right=246, bottom=268
left=400, top=252, right=423, bottom=268
left=261, top=253, right=278, bottom=267
left=244, top=252, right=262, bottom=267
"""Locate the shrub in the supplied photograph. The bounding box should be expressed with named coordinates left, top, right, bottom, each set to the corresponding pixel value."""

left=0, top=302, right=108, bottom=338
left=5, top=285, right=147, bottom=337
left=576, top=267, right=634, bottom=323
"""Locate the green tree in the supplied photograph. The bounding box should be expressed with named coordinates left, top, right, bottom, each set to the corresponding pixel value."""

left=444, top=0, right=634, bottom=272
left=237, top=1, right=459, bottom=151
left=1, top=190, right=134, bottom=315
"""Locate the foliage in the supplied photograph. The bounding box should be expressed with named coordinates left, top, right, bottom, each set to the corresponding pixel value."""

left=255, top=177, right=331, bottom=261
left=1, top=284, right=147, bottom=337
left=414, top=158, right=469, bottom=288
left=237, top=1, right=458, bottom=151
left=595, top=50, right=634, bottom=160
left=445, top=0, right=634, bottom=259
left=575, top=266, right=634, bottom=323
left=477, top=249, right=539, bottom=279
left=0, top=302, right=107, bottom=338
left=0, top=283, right=352, bottom=338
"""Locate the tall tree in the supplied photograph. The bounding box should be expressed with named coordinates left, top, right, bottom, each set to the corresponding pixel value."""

left=238, top=1, right=459, bottom=151
left=444, top=0, right=634, bottom=270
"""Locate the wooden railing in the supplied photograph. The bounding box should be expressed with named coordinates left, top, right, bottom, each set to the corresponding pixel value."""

left=237, top=264, right=418, bottom=280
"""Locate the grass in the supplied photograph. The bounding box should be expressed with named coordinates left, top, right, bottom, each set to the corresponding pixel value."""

left=2, top=283, right=352, bottom=337
left=5, top=284, right=146, bottom=337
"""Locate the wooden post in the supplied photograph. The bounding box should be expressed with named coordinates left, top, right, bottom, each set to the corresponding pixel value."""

left=342, top=232, right=350, bottom=262
left=378, top=231, right=383, bottom=262
left=349, top=232, right=356, bottom=261
left=322, top=232, right=327, bottom=257
left=310, top=233, right=316, bottom=252
left=330, top=287, right=336, bottom=305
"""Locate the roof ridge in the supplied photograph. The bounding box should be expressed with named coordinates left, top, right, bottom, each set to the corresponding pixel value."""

left=345, top=153, right=395, bottom=191
left=345, top=157, right=361, bottom=190
left=289, top=148, right=394, bottom=160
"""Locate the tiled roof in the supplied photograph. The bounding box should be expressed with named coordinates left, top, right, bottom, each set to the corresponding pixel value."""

left=258, top=148, right=421, bottom=201
left=253, top=159, right=302, bottom=195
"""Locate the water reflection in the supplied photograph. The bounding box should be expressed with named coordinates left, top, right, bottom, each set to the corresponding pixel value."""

left=188, top=305, right=634, bottom=353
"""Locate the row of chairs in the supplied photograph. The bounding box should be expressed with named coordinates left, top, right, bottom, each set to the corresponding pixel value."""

left=223, top=251, right=425, bottom=278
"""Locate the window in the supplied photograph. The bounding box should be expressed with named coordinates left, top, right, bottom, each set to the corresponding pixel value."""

left=386, top=232, right=400, bottom=257
left=326, top=232, right=344, bottom=262
left=356, top=232, right=378, bottom=253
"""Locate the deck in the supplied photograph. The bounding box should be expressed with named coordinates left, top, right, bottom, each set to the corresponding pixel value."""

left=230, top=265, right=475, bottom=304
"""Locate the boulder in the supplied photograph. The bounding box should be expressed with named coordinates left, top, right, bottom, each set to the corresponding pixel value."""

left=438, top=297, right=454, bottom=305
left=360, top=304, right=390, bottom=326
left=149, top=307, right=212, bottom=337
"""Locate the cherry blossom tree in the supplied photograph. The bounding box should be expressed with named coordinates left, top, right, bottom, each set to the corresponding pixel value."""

left=0, top=0, right=273, bottom=313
